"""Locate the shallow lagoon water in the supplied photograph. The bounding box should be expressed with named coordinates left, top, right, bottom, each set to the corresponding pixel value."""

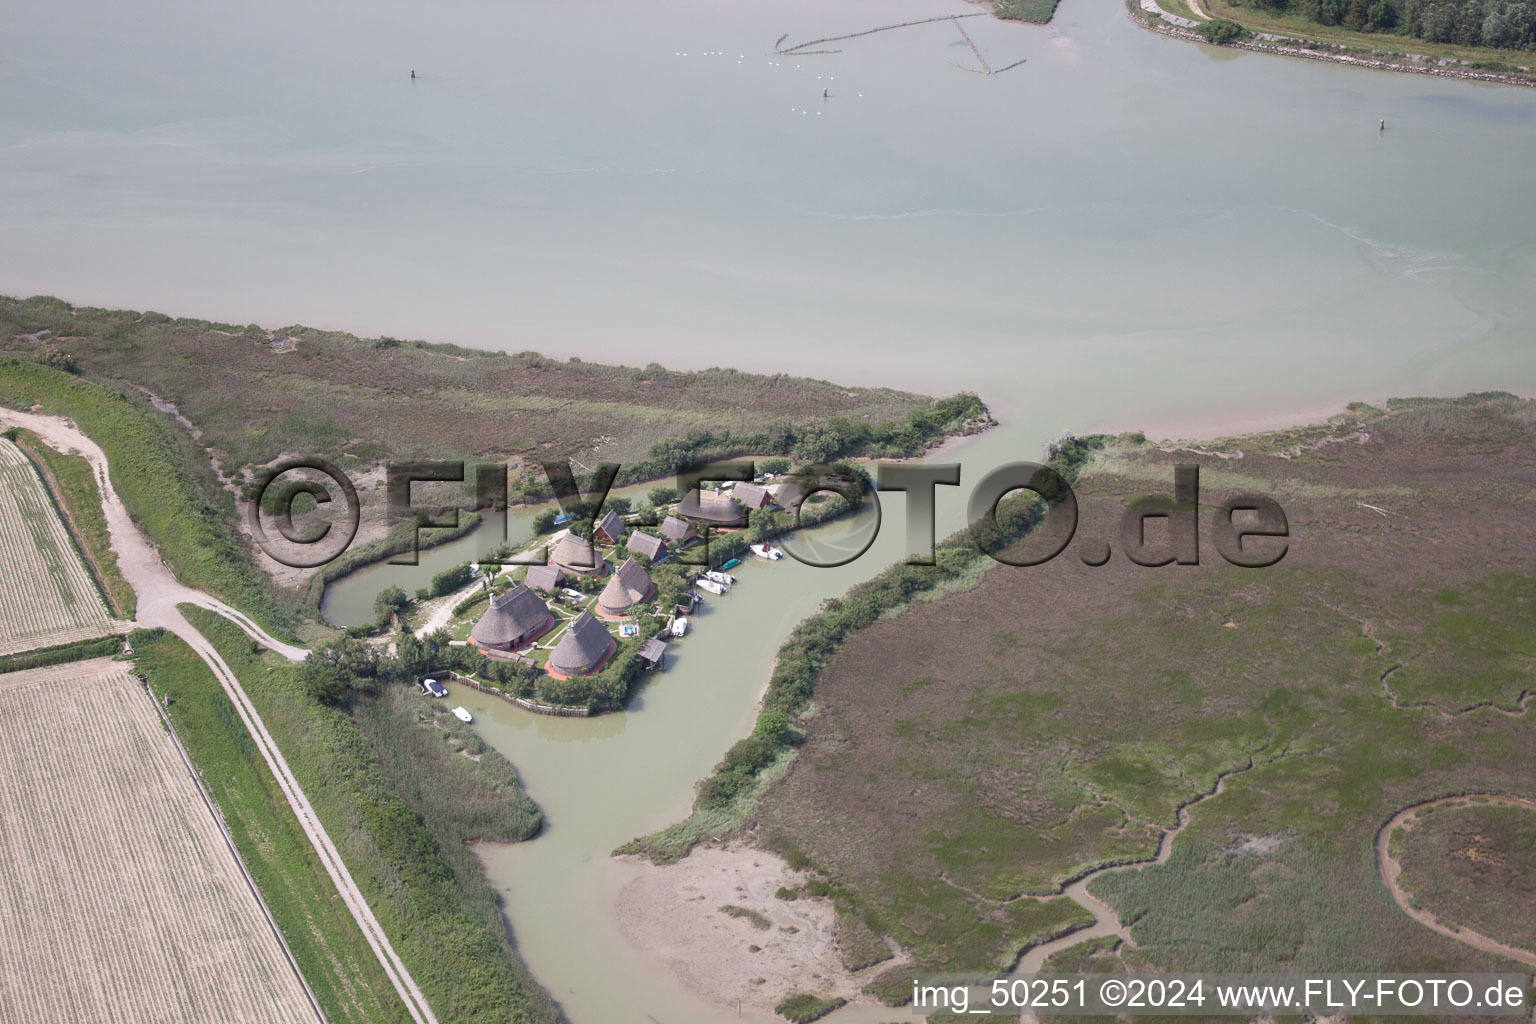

left=4, top=0, right=1536, bottom=1019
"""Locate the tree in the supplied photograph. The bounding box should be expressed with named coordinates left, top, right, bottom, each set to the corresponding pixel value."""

left=373, top=585, right=410, bottom=621
left=36, top=343, right=79, bottom=374
left=430, top=563, right=474, bottom=596
left=647, top=486, right=678, bottom=508
left=1196, top=17, right=1251, bottom=41
left=754, top=708, right=790, bottom=744
left=748, top=508, right=779, bottom=544
left=604, top=496, right=633, bottom=517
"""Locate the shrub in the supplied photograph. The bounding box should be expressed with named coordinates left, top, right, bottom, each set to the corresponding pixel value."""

left=373, top=585, right=410, bottom=621
left=775, top=993, right=847, bottom=1023
left=1196, top=17, right=1250, bottom=42
left=430, top=563, right=475, bottom=597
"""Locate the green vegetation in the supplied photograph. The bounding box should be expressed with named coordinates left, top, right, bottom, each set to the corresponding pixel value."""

left=994, top=0, right=1064, bottom=20
left=179, top=607, right=560, bottom=1024
left=774, top=993, right=847, bottom=1023
left=0, top=634, right=122, bottom=674
left=1196, top=16, right=1252, bottom=40
left=687, top=395, right=1536, bottom=990
left=373, top=584, right=410, bottom=621
left=1228, top=0, right=1536, bottom=49
left=1188, top=0, right=1536, bottom=69
left=1395, top=802, right=1536, bottom=953
left=430, top=562, right=475, bottom=597
left=0, top=356, right=286, bottom=632
left=1, top=295, right=985, bottom=492
left=11, top=429, right=135, bottom=617
left=718, top=904, right=772, bottom=929
left=129, top=627, right=413, bottom=1024
left=622, top=435, right=1107, bottom=863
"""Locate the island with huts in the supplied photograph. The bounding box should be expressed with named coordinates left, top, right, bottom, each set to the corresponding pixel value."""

left=405, top=459, right=868, bottom=715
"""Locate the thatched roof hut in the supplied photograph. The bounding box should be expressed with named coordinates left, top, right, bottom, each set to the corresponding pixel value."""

left=596, top=557, right=656, bottom=618
left=676, top=489, right=745, bottom=527
left=547, top=611, right=617, bottom=679
left=659, top=515, right=697, bottom=544
left=470, top=584, right=554, bottom=651
left=524, top=564, right=563, bottom=593
left=625, top=531, right=665, bottom=562
left=552, top=533, right=610, bottom=576
left=594, top=509, right=627, bottom=545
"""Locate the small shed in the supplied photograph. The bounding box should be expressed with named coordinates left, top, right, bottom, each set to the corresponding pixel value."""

left=659, top=515, right=698, bottom=545
left=732, top=481, right=772, bottom=510
left=638, top=637, right=668, bottom=670
left=626, top=530, right=666, bottom=562
left=594, top=509, right=627, bottom=545
left=524, top=564, right=564, bottom=593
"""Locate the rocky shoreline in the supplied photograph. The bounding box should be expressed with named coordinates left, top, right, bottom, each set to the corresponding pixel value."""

left=1126, top=0, right=1536, bottom=88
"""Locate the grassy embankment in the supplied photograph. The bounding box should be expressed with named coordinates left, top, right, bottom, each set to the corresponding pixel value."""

left=716, top=394, right=1536, bottom=1005
left=177, top=606, right=561, bottom=1024
left=1144, top=0, right=1536, bottom=74
left=0, top=357, right=287, bottom=632
left=2, top=295, right=989, bottom=619
left=130, top=627, right=413, bottom=1024
left=9, top=427, right=135, bottom=617
left=619, top=437, right=1112, bottom=992
left=0, top=294, right=988, bottom=496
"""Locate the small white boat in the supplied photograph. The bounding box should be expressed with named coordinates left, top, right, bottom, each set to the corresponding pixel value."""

left=452, top=706, right=473, bottom=723
left=703, top=570, right=737, bottom=585
left=670, top=616, right=689, bottom=638
left=750, top=543, right=785, bottom=560
left=697, top=578, right=727, bottom=596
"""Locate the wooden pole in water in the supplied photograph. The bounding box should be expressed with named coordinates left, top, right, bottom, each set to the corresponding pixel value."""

left=953, top=17, right=993, bottom=74
left=778, top=12, right=986, bottom=54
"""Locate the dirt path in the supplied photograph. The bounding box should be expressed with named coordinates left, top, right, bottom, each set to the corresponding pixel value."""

left=0, top=406, right=439, bottom=1024
left=1375, top=794, right=1536, bottom=970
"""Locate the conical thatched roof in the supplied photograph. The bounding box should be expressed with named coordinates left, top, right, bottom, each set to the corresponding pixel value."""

left=597, top=557, right=655, bottom=616
left=548, top=611, right=617, bottom=678
left=552, top=533, right=608, bottom=574
left=470, top=584, right=552, bottom=647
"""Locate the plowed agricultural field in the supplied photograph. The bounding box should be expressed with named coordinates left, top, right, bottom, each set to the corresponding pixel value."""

left=0, top=658, right=319, bottom=1024
left=0, top=439, right=115, bottom=655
